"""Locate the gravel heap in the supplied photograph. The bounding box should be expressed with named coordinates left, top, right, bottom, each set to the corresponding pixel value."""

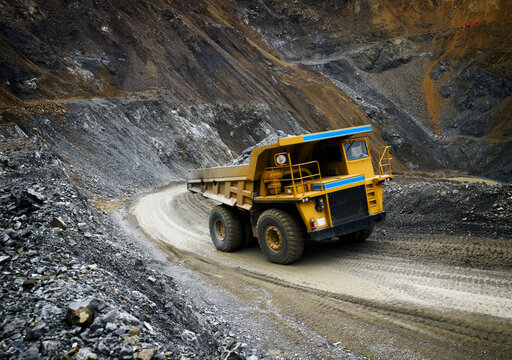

left=229, top=131, right=289, bottom=166
left=0, top=138, right=260, bottom=360
left=381, top=178, right=512, bottom=239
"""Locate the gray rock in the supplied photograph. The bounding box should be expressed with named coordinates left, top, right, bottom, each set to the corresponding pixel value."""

left=349, top=38, right=417, bottom=73
left=116, top=311, right=140, bottom=325
left=75, top=347, right=97, bottom=360
left=97, top=340, right=110, bottom=355
left=26, top=320, right=47, bottom=340
left=27, top=188, right=46, bottom=203
left=3, top=319, right=25, bottom=336
left=21, top=343, right=40, bottom=359
left=91, top=327, right=104, bottom=337
left=0, top=255, right=10, bottom=266
left=105, top=322, right=117, bottom=331
left=115, top=325, right=131, bottom=335
left=120, top=343, right=134, bottom=357
left=430, top=58, right=451, bottom=82
left=68, top=297, right=105, bottom=314
left=42, top=339, right=61, bottom=353
left=143, top=321, right=154, bottom=334
left=153, top=352, right=166, bottom=360
left=230, top=131, right=289, bottom=166
left=181, top=329, right=198, bottom=345
left=41, top=304, right=63, bottom=318
left=5, top=228, right=18, bottom=238
left=66, top=297, right=104, bottom=327
left=77, top=223, right=89, bottom=232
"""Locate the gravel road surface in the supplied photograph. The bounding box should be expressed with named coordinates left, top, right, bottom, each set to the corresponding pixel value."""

left=132, top=184, right=512, bottom=359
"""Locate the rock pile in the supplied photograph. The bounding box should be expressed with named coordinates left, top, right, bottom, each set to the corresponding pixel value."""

left=381, top=178, right=512, bottom=239
left=0, top=137, right=261, bottom=359
left=230, top=131, right=289, bottom=166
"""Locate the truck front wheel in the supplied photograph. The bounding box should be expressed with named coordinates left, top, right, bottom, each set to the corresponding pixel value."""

left=209, top=205, right=243, bottom=251
left=257, top=209, right=305, bottom=264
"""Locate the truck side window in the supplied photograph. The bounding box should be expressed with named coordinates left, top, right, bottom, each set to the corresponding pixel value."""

left=344, top=141, right=368, bottom=160
left=325, top=146, right=343, bottom=162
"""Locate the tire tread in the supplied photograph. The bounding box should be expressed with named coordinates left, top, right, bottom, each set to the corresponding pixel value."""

left=257, top=208, right=305, bottom=264
left=210, top=205, right=243, bottom=251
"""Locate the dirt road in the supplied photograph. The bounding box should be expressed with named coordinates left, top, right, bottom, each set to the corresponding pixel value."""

left=132, top=184, right=512, bottom=359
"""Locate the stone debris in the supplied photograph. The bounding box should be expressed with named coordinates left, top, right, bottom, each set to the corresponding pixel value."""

left=51, top=216, right=67, bottom=229
left=134, top=348, right=157, bottom=360
left=0, top=138, right=266, bottom=360
left=0, top=255, right=10, bottom=266
left=381, top=177, right=512, bottom=239
left=230, top=130, right=289, bottom=166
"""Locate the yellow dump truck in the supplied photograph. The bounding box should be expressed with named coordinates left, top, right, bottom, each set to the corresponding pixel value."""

left=187, top=125, right=392, bottom=264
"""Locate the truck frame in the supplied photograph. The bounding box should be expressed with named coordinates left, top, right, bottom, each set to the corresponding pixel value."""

left=187, top=125, right=392, bottom=264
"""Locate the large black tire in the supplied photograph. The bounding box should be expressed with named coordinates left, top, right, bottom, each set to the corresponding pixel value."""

left=209, top=205, right=243, bottom=251
left=257, top=209, right=305, bottom=264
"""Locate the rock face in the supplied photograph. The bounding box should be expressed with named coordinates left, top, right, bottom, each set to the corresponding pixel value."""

left=30, top=96, right=305, bottom=195
left=438, top=66, right=512, bottom=137
left=2, top=0, right=509, bottom=182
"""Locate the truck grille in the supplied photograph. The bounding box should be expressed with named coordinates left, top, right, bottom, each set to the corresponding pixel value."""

left=327, top=185, right=369, bottom=225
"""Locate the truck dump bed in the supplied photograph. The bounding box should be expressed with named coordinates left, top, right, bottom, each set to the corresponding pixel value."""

left=188, top=165, right=248, bottom=182
left=188, top=164, right=254, bottom=209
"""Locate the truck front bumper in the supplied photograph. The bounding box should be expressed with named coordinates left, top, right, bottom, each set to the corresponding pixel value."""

left=309, top=211, right=386, bottom=241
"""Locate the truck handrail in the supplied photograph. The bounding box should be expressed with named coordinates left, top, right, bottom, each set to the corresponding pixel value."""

left=263, top=158, right=322, bottom=196
left=378, top=146, right=392, bottom=177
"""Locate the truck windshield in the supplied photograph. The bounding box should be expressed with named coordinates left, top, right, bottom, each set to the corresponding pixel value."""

left=344, top=141, right=368, bottom=160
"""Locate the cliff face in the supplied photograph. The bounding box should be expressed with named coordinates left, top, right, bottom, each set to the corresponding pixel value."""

left=0, top=0, right=511, bottom=191
left=236, top=0, right=512, bottom=180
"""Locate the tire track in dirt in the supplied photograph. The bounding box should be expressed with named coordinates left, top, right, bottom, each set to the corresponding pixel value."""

left=132, top=184, right=512, bottom=359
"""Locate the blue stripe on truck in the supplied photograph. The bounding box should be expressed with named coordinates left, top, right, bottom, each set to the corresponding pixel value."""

left=313, top=175, right=365, bottom=191
left=303, top=125, right=372, bottom=142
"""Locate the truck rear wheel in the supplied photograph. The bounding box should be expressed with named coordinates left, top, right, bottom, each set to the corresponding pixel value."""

left=257, top=209, right=305, bottom=264
left=209, top=205, right=243, bottom=251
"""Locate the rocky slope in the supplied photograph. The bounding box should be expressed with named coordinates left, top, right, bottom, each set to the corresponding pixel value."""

left=1, top=0, right=395, bottom=198
left=0, top=137, right=268, bottom=359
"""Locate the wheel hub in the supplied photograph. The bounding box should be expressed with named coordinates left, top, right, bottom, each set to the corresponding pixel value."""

left=214, top=218, right=226, bottom=240
left=265, top=225, right=283, bottom=252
